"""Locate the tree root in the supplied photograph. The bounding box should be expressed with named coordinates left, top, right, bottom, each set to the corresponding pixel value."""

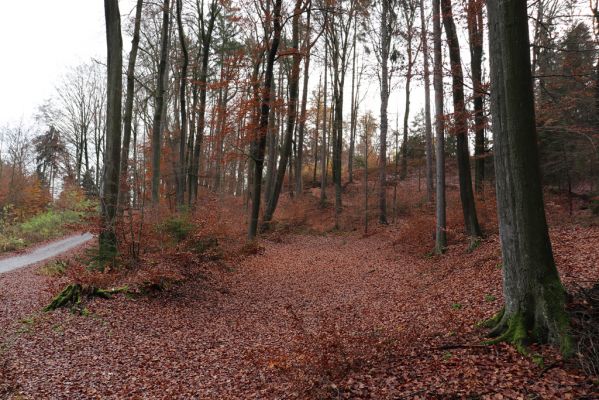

left=483, top=312, right=529, bottom=355
left=44, top=284, right=129, bottom=313
left=477, top=307, right=505, bottom=329
left=481, top=307, right=573, bottom=358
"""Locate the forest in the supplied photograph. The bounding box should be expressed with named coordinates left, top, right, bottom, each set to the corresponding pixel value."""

left=0, top=0, right=598, bottom=398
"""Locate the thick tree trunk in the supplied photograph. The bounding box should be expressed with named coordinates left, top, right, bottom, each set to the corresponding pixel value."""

left=378, top=0, right=390, bottom=224
left=118, top=0, right=143, bottom=215
left=433, top=0, right=446, bottom=253
left=468, top=0, right=485, bottom=194
left=487, top=0, right=570, bottom=354
left=151, top=0, right=170, bottom=206
left=100, top=0, right=123, bottom=260
left=262, top=0, right=302, bottom=228
left=176, top=0, right=189, bottom=207
left=248, top=0, right=282, bottom=240
left=441, top=0, right=482, bottom=239
left=421, top=0, right=434, bottom=203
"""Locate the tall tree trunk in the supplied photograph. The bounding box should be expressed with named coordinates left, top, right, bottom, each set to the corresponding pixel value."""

left=487, top=0, right=570, bottom=354
left=320, top=37, right=328, bottom=205
left=263, top=0, right=302, bottom=228
left=295, top=3, right=312, bottom=195
left=189, top=0, right=218, bottom=205
left=177, top=0, right=189, bottom=207
left=151, top=0, right=170, bottom=206
left=118, top=0, right=143, bottom=215
left=441, top=0, right=482, bottom=239
left=264, top=70, right=279, bottom=204
left=100, top=0, right=123, bottom=260
left=176, top=0, right=189, bottom=207
left=433, top=0, right=446, bottom=254
left=468, top=0, right=485, bottom=194
left=348, top=18, right=357, bottom=184
left=400, top=64, right=412, bottom=180
left=248, top=0, right=282, bottom=240
left=312, top=77, right=322, bottom=186
left=378, top=0, right=390, bottom=224
left=421, top=0, right=434, bottom=203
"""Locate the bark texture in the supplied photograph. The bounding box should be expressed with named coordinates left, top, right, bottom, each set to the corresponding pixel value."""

left=487, top=0, right=571, bottom=354
left=151, top=0, right=170, bottom=206
left=100, top=0, right=123, bottom=260
left=441, top=0, right=482, bottom=239
left=433, top=0, right=446, bottom=253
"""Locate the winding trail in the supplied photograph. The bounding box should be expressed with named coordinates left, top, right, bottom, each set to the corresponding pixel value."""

left=0, top=232, right=93, bottom=274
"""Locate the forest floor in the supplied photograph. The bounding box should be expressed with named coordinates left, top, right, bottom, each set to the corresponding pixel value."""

left=1, top=177, right=598, bottom=399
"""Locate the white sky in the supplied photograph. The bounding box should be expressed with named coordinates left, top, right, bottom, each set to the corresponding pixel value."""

left=0, top=1, right=134, bottom=127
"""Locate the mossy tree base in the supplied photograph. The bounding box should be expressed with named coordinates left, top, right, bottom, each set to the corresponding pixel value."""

left=44, top=284, right=128, bottom=313
left=482, top=297, right=572, bottom=358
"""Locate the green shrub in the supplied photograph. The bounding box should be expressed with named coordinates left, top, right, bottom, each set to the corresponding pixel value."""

left=38, top=259, right=69, bottom=277
left=159, top=215, right=193, bottom=243
left=19, top=210, right=84, bottom=242
left=0, top=233, right=25, bottom=252
left=0, top=206, right=89, bottom=254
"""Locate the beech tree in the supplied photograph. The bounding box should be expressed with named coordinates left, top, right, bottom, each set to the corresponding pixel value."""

left=441, top=0, right=482, bottom=239
left=487, top=0, right=570, bottom=353
left=248, top=0, right=283, bottom=240
left=467, top=0, right=485, bottom=194
left=151, top=0, right=170, bottom=206
left=100, top=0, right=123, bottom=260
left=432, top=0, right=446, bottom=253
left=420, top=0, right=433, bottom=203
left=118, top=0, right=143, bottom=213
left=263, top=0, right=303, bottom=227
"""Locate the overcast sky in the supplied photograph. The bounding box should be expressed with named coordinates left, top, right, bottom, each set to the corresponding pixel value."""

left=0, top=1, right=134, bottom=128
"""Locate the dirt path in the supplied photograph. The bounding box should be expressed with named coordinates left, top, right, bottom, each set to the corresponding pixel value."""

left=1, top=231, right=596, bottom=399
left=0, top=233, right=93, bottom=274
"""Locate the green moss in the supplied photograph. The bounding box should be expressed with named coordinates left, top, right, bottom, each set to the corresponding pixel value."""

left=451, top=303, right=463, bottom=310
left=477, top=307, right=505, bottom=329
left=484, top=294, right=497, bottom=302
left=532, top=353, right=545, bottom=368
left=484, top=312, right=529, bottom=355
left=467, top=237, right=481, bottom=253
left=38, top=259, right=69, bottom=277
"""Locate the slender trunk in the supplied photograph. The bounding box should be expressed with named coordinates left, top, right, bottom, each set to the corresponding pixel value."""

left=320, top=38, right=328, bottom=205
left=421, top=0, right=434, bottom=203
left=468, top=0, right=485, bottom=194
left=487, top=0, right=570, bottom=354
left=151, top=0, right=170, bottom=206
left=263, top=0, right=302, bottom=227
left=248, top=0, right=282, bottom=240
left=264, top=70, right=279, bottom=203
left=378, top=0, right=389, bottom=224
left=442, top=0, right=482, bottom=238
left=295, top=4, right=312, bottom=195
left=100, top=0, right=123, bottom=259
left=400, top=63, right=412, bottom=180
left=189, top=0, right=218, bottom=205
left=118, top=0, right=143, bottom=214
left=433, top=0, right=446, bottom=253
left=348, top=18, right=357, bottom=184
left=312, top=77, right=322, bottom=186
left=176, top=0, right=189, bottom=207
